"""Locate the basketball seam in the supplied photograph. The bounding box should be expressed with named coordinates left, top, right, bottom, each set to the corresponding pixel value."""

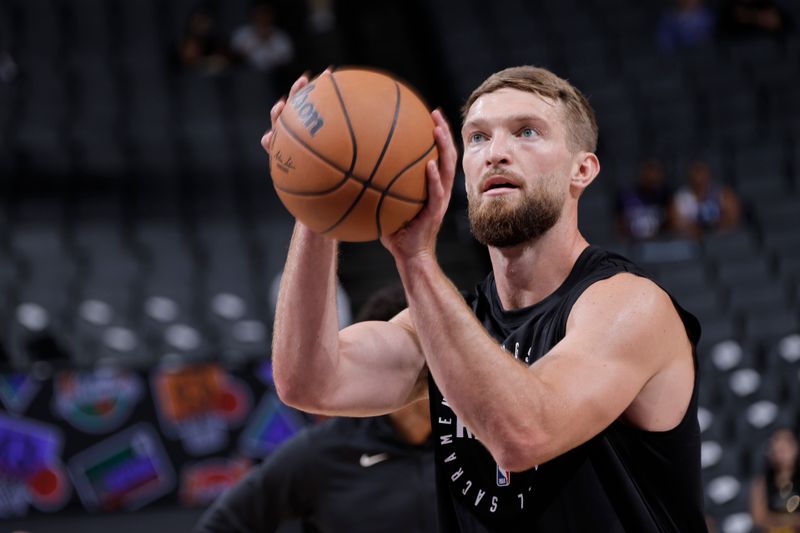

left=329, top=73, right=358, bottom=175
left=320, top=81, right=402, bottom=237
left=275, top=115, right=423, bottom=203
left=273, top=183, right=424, bottom=204
left=271, top=127, right=350, bottom=195
left=375, top=141, right=435, bottom=237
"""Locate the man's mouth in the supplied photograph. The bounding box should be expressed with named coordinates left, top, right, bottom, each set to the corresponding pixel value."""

left=481, top=176, right=521, bottom=194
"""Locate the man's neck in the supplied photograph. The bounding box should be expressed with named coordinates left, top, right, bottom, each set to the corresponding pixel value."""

left=488, top=218, right=588, bottom=310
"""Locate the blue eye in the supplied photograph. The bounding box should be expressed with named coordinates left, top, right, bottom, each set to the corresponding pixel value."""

left=469, top=132, right=486, bottom=143
left=520, top=127, right=537, bottom=138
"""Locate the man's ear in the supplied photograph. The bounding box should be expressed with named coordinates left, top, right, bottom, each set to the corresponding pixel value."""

left=570, top=152, right=600, bottom=194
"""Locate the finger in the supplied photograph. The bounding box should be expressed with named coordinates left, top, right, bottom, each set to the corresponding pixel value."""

left=432, top=109, right=453, bottom=138
left=265, top=72, right=313, bottom=156
left=432, top=122, right=457, bottom=192
left=270, top=98, right=286, bottom=128
left=425, top=159, right=445, bottom=216
left=287, top=72, right=311, bottom=100
left=431, top=110, right=457, bottom=158
left=263, top=99, right=287, bottom=154
left=433, top=125, right=456, bottom=168
left=438, top=110, right=459, bottom=169
left=261, top=131, right=273, bottom=152
left=427, top=159, right=443, bottom=196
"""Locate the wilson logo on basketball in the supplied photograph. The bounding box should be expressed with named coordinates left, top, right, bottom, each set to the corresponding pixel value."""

left=290, top=83, right=325, bottom=136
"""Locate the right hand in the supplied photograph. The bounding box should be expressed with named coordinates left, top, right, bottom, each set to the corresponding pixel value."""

left=381, top=109, right=458, bottom=263
left=261, top=69, right=331, bottom=156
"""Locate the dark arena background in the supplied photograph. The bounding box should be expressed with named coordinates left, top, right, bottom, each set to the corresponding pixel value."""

left=1, top=0, right=800, bottom=532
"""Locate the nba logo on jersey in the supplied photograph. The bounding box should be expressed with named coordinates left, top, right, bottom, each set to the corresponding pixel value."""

left=496, top=464, right=511, bottom=487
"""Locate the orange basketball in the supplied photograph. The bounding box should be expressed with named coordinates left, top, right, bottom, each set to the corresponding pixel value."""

left=268, top=68, right=437, bottom=242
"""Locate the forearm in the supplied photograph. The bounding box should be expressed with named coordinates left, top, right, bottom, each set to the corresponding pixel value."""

left=271, top=222, right=341, bottom=408
left=396, top=254, right=546, bottom=470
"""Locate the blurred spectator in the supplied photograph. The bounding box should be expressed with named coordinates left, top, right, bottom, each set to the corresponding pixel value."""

left=0, top=6, right=16, bottom=83
left=194, top=400, right=435, bottom=533
left=615, top=158, right=674, bottom=241
left=669, top=159, right=741, bottom=239
left=657, top=0, right=716, bottom=54
left=0, top=51, right=17, bottom=83
left=231, top=4, right=294, bottom=75
left=749, top=427, right=800, bottom=532
left=307, top=0, right=337, bottom=34
left=177, top=6, right=231, bottom=76
left=719, top=0, right=793, bottom=40
left=301, top=0, right=346, bottom=72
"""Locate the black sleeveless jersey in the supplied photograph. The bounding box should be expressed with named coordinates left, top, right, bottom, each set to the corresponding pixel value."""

left=429, top=246, right=706, bottom=533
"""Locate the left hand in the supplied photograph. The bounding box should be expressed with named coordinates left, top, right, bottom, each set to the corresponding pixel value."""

left=382, top=109, right=458, bottom=262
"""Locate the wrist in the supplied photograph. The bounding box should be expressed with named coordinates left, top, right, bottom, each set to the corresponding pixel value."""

left=399, top=247, right=437, bottom=266
left=396, top=250, right=440, bottom=285
left=295, top=221, right=337, bottom=246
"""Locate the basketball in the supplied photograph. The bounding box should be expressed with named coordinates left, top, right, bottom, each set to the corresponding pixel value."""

left=268, top=68, right=437, bottom=242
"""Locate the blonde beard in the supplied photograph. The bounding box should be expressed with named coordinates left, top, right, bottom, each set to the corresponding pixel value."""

left=467, top=184, right=564, bottom=248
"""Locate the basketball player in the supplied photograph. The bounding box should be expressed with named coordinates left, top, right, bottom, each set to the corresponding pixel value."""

left=262, top=66, right=706, bottom=532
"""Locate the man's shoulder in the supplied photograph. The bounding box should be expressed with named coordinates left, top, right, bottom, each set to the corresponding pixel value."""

left=579, top=271, right=662, bottom=302
left=570, top=271, right=698, bottom=358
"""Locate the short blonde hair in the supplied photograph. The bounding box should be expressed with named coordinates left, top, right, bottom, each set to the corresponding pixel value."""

left=462, top=66, right=598, bottom=153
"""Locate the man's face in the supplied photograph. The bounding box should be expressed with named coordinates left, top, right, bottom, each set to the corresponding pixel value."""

left=461, top=88, right=573, bottom=248
left=688, top=161, right=711, bottom=195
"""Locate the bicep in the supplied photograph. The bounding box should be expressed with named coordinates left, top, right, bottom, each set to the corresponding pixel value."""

left=323, top=309, right=427, bottom=416
left=527, top=275, right=684, bottom=458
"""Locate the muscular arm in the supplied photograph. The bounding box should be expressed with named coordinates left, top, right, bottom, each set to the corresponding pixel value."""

left=270, top=223, right=427, bottom=416
left=262, top=74, right=428, bottom=417
left=396, top=256, right=692, bottom=471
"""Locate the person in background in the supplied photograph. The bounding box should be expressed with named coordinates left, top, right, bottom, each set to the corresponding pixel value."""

left=194, top=285, right=437, bottom=533
left=0, top=1, right=18, bottom=83
left=231, top=4, right=294, bottom=76
left=750, top=427, right=800, bottom=532
left=0, top=52, right=16, bottom=83
left=670, top=159, right=741, bottom=239
left=177, top=6, right=231, bottom=76
left=657, top=0, right=717, bottom=54
left=615, top=158, right=674, bottom=241
left=719, top=0, right=793, bottom=40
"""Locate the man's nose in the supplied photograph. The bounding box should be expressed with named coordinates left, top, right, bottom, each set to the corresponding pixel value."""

left=485, top=134, right=511, bottom=166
